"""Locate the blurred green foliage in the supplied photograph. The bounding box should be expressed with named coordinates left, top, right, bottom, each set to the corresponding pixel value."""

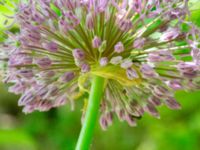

left=1, top=84, right=200, bottom=150
left=1, top=0, right=200, bottom=150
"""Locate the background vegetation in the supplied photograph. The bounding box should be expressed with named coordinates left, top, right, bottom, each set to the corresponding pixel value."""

left=0, top=0, right=200, bottom=150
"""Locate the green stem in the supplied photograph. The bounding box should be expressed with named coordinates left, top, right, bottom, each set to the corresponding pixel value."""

left=76, top=75, right=105, bottom=150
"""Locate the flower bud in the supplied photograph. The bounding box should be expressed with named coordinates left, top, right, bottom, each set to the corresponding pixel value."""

left=166, top=80, right=182, bottom=90
left=9, top=82, right=25, bottom=95
left=148, top=51, right=174, bottom=62
left=18, top=91, right=35, bottom=106
left=22, top=105, right=35, bottom=114
left=160, top=28, right=180, bottom=41
left=117, top=19, right=132, bottom=31
left=73, top=49, right=85, bottom=60
left=92, top=36, right=102, bottom=48
left=18, top=70, right=34, bottom=79
left=165, top=97, right=181, bottom=110
left=140, top=64, right=158, bottom=78
left=115, top=108, right=126, bottom=122
left=153, top=86, right=170, bottom=98
left=48, top=85, right=59, bottom=97
left=36, top=57, right=52, bottom=68
left=105, top=111, right=114, bottom=126
left=121, top=59, right=133, bottom=69
left=54, top=94, right=67, bottom=107
left=86, top=13, right=94, bottom=29
left=60, top=72, right=75, bottom=82
left=148, top=96, right=162, bottom=106
left=99, top=115, right=109, bottom=130
left=43, top=41, right=58, bottom=52
left=110, top=56, right=123, bottom=65
left=130, top=0, right=142, bottom=13
left=100, top=57, right=108, bottom=66
left=177, top=62, right=198, bottom=78
left=144, top=103, right=160, bottom=118
left=126, top=68, right=138, bottom=80
left=125, top=113, right=137, bottom=127
left=114, top=42, right=124, bottom=53
left=133, top=38, right=145, bottom=49
left=40, top=71, right=55, bottom=78
left=81, top=63, right=90, bottom=73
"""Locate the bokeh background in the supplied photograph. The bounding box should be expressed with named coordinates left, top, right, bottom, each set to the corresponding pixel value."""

left=1, top=0, right=200, bottom=150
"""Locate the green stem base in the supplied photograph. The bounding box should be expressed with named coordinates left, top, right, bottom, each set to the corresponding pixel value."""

left=76, top=75, right=105, bottom=150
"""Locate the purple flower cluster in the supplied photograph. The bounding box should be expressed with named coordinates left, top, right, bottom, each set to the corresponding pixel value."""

left=1, top=0, right=200, bottom=129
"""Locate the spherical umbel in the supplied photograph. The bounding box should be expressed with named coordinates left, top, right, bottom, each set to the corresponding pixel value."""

left=1, top=0, right=200, bottom=129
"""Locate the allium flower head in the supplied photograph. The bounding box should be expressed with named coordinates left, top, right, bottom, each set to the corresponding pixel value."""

left=1, top=0, right=200, bottom=129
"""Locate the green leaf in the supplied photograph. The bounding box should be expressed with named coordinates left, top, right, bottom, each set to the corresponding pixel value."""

left=189, top=0, right=200, bottom=27
left=0, top=129, right=36, bottom=150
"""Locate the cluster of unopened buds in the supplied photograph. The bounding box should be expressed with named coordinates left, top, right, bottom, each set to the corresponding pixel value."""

left=1, top=0, right=200, bottom=130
